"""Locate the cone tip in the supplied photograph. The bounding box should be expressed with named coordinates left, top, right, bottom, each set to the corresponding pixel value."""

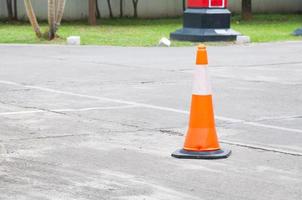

left=197, top=44, right=206, bottom=50
left=196, top=44, right=208, bottom=65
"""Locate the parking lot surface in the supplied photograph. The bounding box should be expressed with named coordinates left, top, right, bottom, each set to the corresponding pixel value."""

left=0, top=42, right=302, bottom=200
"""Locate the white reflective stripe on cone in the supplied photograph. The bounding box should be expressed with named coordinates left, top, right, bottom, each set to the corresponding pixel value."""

left=192, top=67, right=212, bottom=95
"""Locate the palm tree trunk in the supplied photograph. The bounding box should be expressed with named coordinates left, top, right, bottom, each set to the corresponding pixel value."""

left=56, top=0, right=65, bottom=25
left=48, top=0, right=56, bottom=40
left=24, top=0, right=42, bottom=38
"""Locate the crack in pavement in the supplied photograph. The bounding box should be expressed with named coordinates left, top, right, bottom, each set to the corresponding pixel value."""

left=209, top=61, right=302, bottom=69
left=253, top=115, right=302, bottom=122
left=0, top=100, right=67, bottom=116
left=159, top=129, right=184, bottom=136
left=171, top=61, right=302, bottom=71
left=22, top=106, right=67, bottom=115
left=221, top=140, right=302, bottom=157
left=1, top=80, right=302, bottom=157
left=157, top=128, right=302, bottom=157
left=0, top=133, right=92, bottom=143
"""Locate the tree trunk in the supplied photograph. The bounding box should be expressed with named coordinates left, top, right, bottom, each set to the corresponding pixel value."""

left=24, top=0, right=42, bottom=38
left=88, top=0, right=97, bottom=25
left=6, top=0, right=13, bottom=20
left=48, top=0, right=56, bottom=40
left=13, top=0, right=18, bottom=20
left=132, top=0, right=139, bottom=18
left=242, top=0, right=252, bottom=20
left=107, top=0, right=113, bottom=18
left=56, top=0, right=65, bottom=25
left=96, top=0, right=101, bottom=19
left=120, top=0, right=123, bottom=18
left=24, top=0, right=65, bottom=39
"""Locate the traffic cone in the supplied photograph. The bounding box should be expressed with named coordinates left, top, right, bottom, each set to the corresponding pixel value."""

left=172, top=45, right=231, bottom=159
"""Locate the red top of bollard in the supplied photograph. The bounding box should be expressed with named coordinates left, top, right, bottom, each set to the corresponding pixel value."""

left=187, top=0, right=228, bottom=9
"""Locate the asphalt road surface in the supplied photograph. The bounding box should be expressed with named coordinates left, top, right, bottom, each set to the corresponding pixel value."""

left=0, top=42, right=302, bottom=200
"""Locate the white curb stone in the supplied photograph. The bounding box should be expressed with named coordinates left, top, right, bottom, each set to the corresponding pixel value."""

left=67, top=36, right=81, bottom=45
left=158, top=37, right=171, bottom=47
left=236, top=35, right=251, bottom=44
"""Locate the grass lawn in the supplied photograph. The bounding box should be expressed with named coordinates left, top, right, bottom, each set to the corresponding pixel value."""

left=0, top=14, right=301, bottom=46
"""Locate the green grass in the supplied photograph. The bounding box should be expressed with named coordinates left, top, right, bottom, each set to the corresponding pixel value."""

left=0, top=14, right=301, bottom=46
left=232, top=14, right=302, bottom=43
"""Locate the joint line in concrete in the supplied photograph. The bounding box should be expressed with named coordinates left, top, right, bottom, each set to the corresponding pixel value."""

left=0, top=105, right=139, bottom=116
left=1, top=80, right=302, bottom=135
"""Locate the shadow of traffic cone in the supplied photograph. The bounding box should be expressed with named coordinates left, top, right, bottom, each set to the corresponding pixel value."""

left=172, top=45, right=231, bottom=159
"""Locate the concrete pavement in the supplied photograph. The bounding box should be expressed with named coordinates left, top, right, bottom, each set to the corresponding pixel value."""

left=0, top=42, right=302, bottom=200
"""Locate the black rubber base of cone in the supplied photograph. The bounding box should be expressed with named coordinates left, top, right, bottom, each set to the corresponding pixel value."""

left=293, top=28, right=302, bottom=36
left=171, top=149, right=231, bottom=159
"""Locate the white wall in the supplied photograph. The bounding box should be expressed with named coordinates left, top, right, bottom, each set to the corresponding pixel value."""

left=0, top=0, right=301, bottom=20
left=228, top=0, right=302, bottom=13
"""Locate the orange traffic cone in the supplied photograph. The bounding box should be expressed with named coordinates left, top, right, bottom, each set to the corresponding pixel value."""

left=172, top=45, right=231, bottom=159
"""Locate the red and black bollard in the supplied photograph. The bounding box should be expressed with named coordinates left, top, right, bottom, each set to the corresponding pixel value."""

left=170, top=0, right=239, bottom=42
